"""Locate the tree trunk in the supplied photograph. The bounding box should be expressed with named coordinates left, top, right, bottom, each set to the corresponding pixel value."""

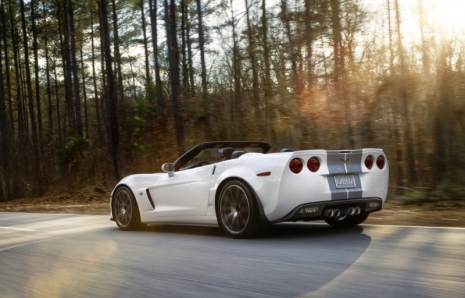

left=98, top=0, right=120, bottom=181
left=31, top=0, right=43, bottom=136
left=1, top=1, right=13, bottom=134
left=164, top=0, right=172, bottom=80
left=330, top=0, right=343, bottom=82
left=8, top=0, right=23, bottom=136
left=304, top=0, right=314, bottom=89
left=148, top=0, right=166, bottom=115
left=261, top=0, right=273, bottom=139
left=53, top=67, right=62, bottom=144
left=230, top=0, right=241, bottom=126
left=395, top=0, right=416, bottom=186
left=181, top=0, right=189, bottom=91
left=196, top=0, right=207, bottom=97
left=386, top=0, right=394, bottom=75
left=111, top=0, right=126, bottom=121
left=20, top=0, right=42, bottom=194
left=262, top=0, right=271, bottom=101
left=90, top=12, right=102, bottom=138
left=245, top=0, right=260, bottom=112
left=417, top=0, right=430, bottom=75
left=166, top=0, right=185, bottom=153
left=140, top=0, right=152, bottom=86
left=186, top=7, right=196, bottom=96
left=80, top=47, right=89, bottom=138
left=196, top=0, right=211, bottom=138
left=57, top=0, right=76, bottom=135
left=0, top=20, right=11, bottom=201
left=280, top=0, right=299, bottom=93
left=68, top=0, right=83, bottom=137
left=43, top=2, right=53, bottom=136
left=394, top=0, right=406, bottom=74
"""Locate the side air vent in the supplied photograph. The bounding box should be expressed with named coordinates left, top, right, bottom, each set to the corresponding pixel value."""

left=146, top=189, right=155, bottom=209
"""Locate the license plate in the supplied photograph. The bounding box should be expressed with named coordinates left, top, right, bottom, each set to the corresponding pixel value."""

left=334, top=175, right=356, bottom=188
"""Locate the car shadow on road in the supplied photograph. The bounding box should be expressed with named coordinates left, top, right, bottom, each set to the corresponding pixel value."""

left=142, top=224, right=225, bottom=237
left=109, top=222, right=372, bottom=297
left=263, top=222, right=369, bottom=239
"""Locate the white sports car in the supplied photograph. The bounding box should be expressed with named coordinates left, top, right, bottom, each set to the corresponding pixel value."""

left=111, top=141, right=389, bottom=238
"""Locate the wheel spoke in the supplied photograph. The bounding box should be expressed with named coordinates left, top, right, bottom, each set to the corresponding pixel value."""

left=224, top=209, right=235, bottom=224
left=220, top=185, right=250, bottom=234
left=114, top=190, right=132, bottom=227
left=237, top=210, right=248, bottom=224
left=233, top=188, right=240, bottom=205
left=231, top=212, right=239, bottom=228
left=224, top=193, right=233, bottom=208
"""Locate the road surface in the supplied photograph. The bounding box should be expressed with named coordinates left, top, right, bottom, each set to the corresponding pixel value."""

left=1, top=212, right=464, bottom=297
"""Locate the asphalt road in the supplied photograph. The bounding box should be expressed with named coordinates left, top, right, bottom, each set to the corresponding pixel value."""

left=1, top=212, right=464, bottom=298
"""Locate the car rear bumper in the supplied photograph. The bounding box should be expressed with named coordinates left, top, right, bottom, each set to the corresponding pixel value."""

left=273, top=197, right=383, bottom=223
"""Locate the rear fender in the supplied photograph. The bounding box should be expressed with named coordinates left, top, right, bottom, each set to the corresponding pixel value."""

left=210, top=165, right=280, bottom=221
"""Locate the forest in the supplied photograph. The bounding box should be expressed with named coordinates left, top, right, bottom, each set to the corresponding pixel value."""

left=0, top=0, right=464, bottom=203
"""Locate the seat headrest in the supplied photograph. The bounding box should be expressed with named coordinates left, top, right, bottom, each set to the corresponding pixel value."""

left=231, top=151, right=246, bottom=159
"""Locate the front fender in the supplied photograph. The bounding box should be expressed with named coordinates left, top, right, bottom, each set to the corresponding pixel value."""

left=111, top=174, right=161, bottom=216
left=112, top=174, right=159, bottom=196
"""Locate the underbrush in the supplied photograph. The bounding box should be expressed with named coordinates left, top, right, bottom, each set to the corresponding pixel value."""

left=394, top=182, right=465, bottom=207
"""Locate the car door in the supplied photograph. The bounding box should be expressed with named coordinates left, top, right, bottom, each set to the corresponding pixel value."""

left=147, top=164, right=214, bottom=217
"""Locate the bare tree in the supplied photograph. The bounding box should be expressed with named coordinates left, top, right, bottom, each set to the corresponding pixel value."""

left=395, top=0, right=416, bottom=185
left=98, top=0, right=120, bottom=181
left=148, top=0, right=166, bottom=115
left=165, top=0, right=185, bottom=153
left=245, top=0, right=260, bottom=116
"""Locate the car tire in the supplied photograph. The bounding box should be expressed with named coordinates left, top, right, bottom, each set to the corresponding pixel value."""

left=113, top=186, right=144, bottom=231
left=217, top=180, right=260, bottom=238
left=324, top=212, right=369, bottom=228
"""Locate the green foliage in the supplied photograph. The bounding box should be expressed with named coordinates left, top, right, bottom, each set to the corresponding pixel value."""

left=396, top=183, right=465, bottom=206
left=430, top=183, right=465, bottom=204
left=396, top=189, right=429, bottom=205
left=55, top=137, right=99, bottom=189
left=58, top=137, right=90, bottom=165
left=127, top=102, right=157, bottom=142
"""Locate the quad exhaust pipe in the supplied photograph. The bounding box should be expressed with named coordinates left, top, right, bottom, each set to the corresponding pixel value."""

left=347, top=207, right=361, bottom=216
left=324, top=209, right=335, bottom=218
left=324, top=207, right=361, bottom=218
left=324, top=208, right=341, bottom=218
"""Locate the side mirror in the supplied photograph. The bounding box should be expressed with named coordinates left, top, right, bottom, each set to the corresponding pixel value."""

left=161, top=163, right=175, bottom=177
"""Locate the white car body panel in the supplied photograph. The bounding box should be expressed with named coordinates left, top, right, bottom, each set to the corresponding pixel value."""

left=148, top=165, right=212, bottom=217
left=111, top=142, right=389, bottom=227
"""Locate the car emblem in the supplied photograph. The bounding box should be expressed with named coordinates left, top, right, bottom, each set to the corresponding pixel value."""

left=340, top=157, right=351, bottom=163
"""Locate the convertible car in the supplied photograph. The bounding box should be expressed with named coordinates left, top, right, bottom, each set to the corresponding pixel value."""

left=111, top=141, right=389, bottom=238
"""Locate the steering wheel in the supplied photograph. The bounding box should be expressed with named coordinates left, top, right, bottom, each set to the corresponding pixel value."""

left=196, top=161, right=211, bottom=167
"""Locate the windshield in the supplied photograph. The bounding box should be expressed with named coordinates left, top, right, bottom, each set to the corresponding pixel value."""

left=175, top=141, right=271, bottom=171
left=183, top=146, right=265, bottom=169
left=183, top=148, right=222, bottom=168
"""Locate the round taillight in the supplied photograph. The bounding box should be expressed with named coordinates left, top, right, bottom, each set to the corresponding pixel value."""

left=307, top=157, right=320, bottom=172
left=289, top=158, right=303, bottom=174
left=376, top=155, right=385, bottom=169
left=365, top=155, right=373, bottom=170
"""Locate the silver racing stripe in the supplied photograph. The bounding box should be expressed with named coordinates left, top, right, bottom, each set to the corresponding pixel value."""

left=328, top=174, right=363, bottom=200
left=326, top=150, right=363, bottom=200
